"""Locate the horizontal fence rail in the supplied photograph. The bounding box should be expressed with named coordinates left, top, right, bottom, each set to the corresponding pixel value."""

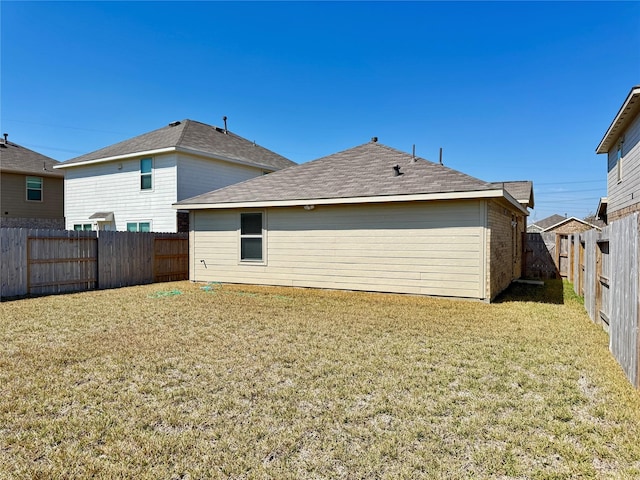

left=1, top=228, right=188, bottom=299
left=568, top=213, right=640, bottom=390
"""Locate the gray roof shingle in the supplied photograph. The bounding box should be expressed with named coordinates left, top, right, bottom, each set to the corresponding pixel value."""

left=177, top=141, right=518, bottom=206
left=58, top=119, right=295, bottom=171
left=490, top=180, right=534, bottom=208
left=0, top=140, right=63, bottom=177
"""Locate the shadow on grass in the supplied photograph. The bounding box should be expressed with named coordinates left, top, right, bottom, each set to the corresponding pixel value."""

left=494, top=279, right=565, bottom=305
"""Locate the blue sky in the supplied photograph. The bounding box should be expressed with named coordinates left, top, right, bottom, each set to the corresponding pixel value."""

left=2, top=1, right=639, bottom=221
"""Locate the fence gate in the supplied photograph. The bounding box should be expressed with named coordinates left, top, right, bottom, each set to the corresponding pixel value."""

left=557, top=234, right=570, bottom=278
left=524, top=233, right=559, bottom=279
left=27, top=233, right=98, bottom=296
left=153, top=235, right=189, bottom=282
left=596, top=240, right=610, bottom=330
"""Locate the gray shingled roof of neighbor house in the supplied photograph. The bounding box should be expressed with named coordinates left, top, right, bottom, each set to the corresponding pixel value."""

left=531, top=214, right=567, bottom=230
left=489, top=181, right=534, bottom=208
left=56, top=119, right=295, bottom=171
left=0, top=139, right=63, bottom=177
left=176, top=140, right=529, bottom=209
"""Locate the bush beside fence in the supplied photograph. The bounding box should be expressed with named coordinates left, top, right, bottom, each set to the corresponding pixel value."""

left=1, top=228, right=188, bottom=299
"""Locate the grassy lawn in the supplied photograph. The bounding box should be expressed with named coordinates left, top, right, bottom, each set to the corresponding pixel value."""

left=1, top=280, right=639, bottom=479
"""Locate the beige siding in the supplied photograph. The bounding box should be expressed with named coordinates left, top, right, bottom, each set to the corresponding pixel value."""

left=607, top=113, right=640, bottom=219
left=191, top=200, right=487, bottom=299
left=0, top=172, right=64, bottom=219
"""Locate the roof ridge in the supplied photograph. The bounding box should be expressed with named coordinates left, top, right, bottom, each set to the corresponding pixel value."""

left=175, top=119, right=191, bottom=147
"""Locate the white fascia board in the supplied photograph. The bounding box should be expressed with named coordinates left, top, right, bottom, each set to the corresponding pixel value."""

left=53, top=147, right=178, bottom=169
left=174, top=189, right=527, bottom=211
left=596, top=86, right=640, bottom=154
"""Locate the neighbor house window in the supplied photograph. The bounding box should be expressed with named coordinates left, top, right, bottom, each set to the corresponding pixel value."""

left=240, top=212, right=263, bottom=261
left=127, top=221, right=151, bottom=232
left=73, top=224, right=92, bottom=231
left=616, top=142, right=623, bottom=183
left=140, top=158, right=152, bottom=190
left=26, top=176, right=42, bottom=201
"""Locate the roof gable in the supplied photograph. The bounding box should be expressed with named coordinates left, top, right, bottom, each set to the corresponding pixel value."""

left=0, top=140, right=63, bottom=177
left=530, top=214, right=566, bottom=230
left=596, top=85, right=640, bottom=154
left=57, top=119, right=295, bottom=171
left=176, top=141, right=526, bottom=210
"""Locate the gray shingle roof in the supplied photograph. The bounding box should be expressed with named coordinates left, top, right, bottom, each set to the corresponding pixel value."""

left=177, top=141, right=510, bottom=206
left=531, top=214, right=567, bottom=230
left=58, top=119, right=295, bottom=171
left=0, top=140, right=63, bottom=177
left=490, top=180, right=534, bottom=208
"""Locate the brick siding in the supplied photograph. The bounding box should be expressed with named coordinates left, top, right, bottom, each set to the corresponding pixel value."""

left=486, top=201, right=525, bottom=300
left=608, top=202, right=640, bottom=223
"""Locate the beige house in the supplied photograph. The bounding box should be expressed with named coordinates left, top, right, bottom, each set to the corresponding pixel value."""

left=176, top=140, right=532, bottom=301
left=0, top=135, right=64, bottom=228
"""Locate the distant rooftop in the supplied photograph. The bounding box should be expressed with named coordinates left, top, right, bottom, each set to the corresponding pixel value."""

left=0, top=136, right=63, bottom=177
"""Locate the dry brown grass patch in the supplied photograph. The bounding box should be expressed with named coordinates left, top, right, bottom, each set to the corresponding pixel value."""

left=1, top=280, right=639, bottom=479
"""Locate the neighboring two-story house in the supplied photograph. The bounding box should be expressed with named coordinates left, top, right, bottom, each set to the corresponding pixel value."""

left=55, top=119, right=295, bottom=232
left=0, top=135, right=65, bottom=229
left=596, top=85, right=640, bottom=223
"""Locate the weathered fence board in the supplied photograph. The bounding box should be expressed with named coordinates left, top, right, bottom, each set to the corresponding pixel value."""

left=0, top=228, right=27, bottom=297
left=1, top=229, right=188, bottom=299
left=569, top=214, right=640, bottom=389
left=98, top=231, right=154, bottom=289
left=27, top=229, right=98, bottom=296
left=154, top=234, right=189, bottom=282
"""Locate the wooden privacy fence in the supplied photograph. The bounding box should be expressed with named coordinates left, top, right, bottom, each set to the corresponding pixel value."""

left=1, top=228, right=188, bottom=299
left=568, top=213, right=640, bottom=389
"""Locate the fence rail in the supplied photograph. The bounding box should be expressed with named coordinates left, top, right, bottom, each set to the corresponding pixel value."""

left=569, top=213, right=640, bottom=389
left=1, top=228, right=188, bottom=299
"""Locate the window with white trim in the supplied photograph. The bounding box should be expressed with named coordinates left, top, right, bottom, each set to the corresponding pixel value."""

left=616, top=142, right=623, bottom=183
left=26, top=176, right=43, bottom=201
left=240, top=212, right=263, bottom=262
left=73, top=224, right=92, bottom=231
left=126, top=221, right=151, bottom=232
left=140, top=158, right=153, bottom=190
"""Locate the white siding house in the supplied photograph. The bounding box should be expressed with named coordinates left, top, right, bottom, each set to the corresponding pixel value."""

left=596, top=85, right=640, bottom=223
left=177, top=140, right=532, bottom=301
left=55, top=119, right=295, bottom=232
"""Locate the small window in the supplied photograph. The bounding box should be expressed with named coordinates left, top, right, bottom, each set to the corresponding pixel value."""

left=73, top=224, right=92, bottom=231
left=616, top=143, right=623, bottom=183
left=240, top=212, right=263, bottom=261
left=140, top=158, right=152, bottom=190
left=26, top=176, right=43, bottom=201
left=127, top=221, right=151, bottom=232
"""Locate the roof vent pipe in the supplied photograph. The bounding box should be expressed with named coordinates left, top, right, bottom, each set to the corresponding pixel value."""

left=3, top=133, right=7, bottom=143
left=412, top=144, right=416, bottom=162
left=371, top=136, right=378, bottom=143
left=223, top=116, right=228, bottom=134
left=393, top=164, right=402, bottom=176
left=439, top=147, right=443, bottom=165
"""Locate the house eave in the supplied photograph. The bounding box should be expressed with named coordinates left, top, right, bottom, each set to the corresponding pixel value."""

left=596, top=85, right=640, bottom=154
left=54, top=147, right=178, bottom=168
left=175, top=189, right=529, bottom=214
left=54, top=146, right=277, bottom=172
